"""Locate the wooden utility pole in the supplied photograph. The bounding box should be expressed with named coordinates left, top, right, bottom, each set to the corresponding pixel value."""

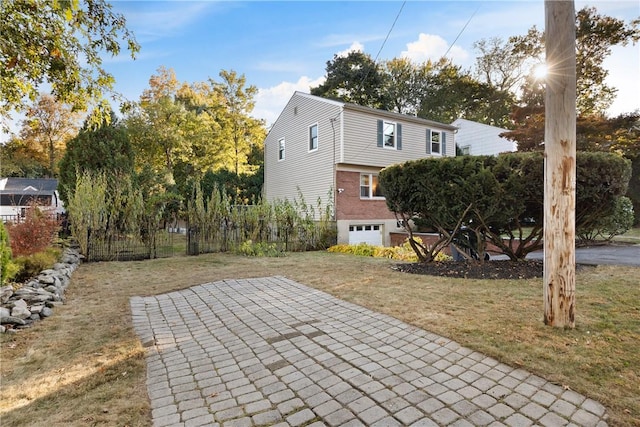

left=543, top=0, right=577, bottom=328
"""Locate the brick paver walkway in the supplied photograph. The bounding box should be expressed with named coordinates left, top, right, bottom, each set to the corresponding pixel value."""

left=130, top=276, right=608, bottom=427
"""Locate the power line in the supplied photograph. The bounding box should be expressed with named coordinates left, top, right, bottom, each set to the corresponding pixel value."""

left=442, top=5, right=480, bottom=60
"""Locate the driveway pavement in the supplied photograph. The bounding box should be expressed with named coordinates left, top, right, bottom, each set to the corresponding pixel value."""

left=131, top=276, right=609, bottom=427
left=526, top=244, right=640, bottom=267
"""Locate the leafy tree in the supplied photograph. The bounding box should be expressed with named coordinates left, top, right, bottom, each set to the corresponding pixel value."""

left=211, top=70, right=266, bottom=178
left=18, top=94, right=81, bottom=177
left=473, top=36, right=535, bottom=93
left=379, top=57, right=430, bottom=116
left=0, top=0, right=140, bottom=128
left=129, top=66, right=188, bottom=184
left=311, top=51, right=388, bottom=109
left=58, top=111, right=134, bottom=203
left=126, top=67, right=266, bottom=198
left=418, top=60, right=514, bottom=127
left=0, top=137, right=47, bottom=177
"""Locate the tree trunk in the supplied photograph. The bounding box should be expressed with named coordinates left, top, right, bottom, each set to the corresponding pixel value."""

left=543, top=0, right=577, bottom=328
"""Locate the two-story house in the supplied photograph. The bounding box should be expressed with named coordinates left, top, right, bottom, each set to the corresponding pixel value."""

left=263, top=92, right=457, bottom=247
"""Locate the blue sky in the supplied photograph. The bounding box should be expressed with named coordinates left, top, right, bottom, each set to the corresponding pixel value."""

left=102, top=0, right=639, bottom=127
left=4, top=0, right=639, bottom=139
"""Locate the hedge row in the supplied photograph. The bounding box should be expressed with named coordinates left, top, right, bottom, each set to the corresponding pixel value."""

left=379, top=152, right=632, bottom=261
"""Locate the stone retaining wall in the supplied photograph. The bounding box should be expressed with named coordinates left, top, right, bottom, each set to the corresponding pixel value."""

left=0, top=247, right=81, bottom=333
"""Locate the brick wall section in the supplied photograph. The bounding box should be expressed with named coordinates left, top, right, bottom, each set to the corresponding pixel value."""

left=390, top=232, right=536, bottom=255
left=335, top=171, right=396, bottom=221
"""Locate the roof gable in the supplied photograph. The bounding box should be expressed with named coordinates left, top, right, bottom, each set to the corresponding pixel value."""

left=268, top=91, right=456, bottom=134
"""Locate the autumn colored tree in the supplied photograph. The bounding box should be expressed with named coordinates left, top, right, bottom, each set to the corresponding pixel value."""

left=0, top=137, right=47, bottom=177
left=0, top=0, right=139, bottom=128
left=18, top=94, right=81, bottom=177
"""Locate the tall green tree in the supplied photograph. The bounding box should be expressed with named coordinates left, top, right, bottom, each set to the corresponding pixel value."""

left=418, top=60, right=514, bottom=127
left=379, top=57, right=429, bottom=116
left=212, top=70, right=266, bottom=177
left=58, top=110, right=134, bottom=203
left=311, top=51, right=388, bottom=109
left=0, top=0, right=139, bottom=128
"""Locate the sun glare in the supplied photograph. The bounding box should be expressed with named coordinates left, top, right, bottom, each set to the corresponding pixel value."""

left=533, top=63, right=548, bottom=80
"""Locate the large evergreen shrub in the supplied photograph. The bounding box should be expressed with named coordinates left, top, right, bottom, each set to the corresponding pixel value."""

left=380, top=152, right=632, bottom=261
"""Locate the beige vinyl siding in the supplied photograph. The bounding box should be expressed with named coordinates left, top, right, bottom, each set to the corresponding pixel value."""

left=264, top=93, right=342, bottom=217
left=341, top=109, right=455, bottom=167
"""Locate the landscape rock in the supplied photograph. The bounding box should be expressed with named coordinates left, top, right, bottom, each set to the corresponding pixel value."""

left=11, top=303, right=31, bottom=319
left=0, top=285, right=13, bottom=303
left=1, top=316, right=27, bottom=325
left=1, top=246, right=81, bottom=333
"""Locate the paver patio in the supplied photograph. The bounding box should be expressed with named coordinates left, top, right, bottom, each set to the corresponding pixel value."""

left=131, top=276, right=608, bottom=427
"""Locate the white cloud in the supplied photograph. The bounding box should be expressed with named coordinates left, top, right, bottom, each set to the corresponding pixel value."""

left=336, top=42, right=365, bottom=58
left=253, top=76, right=326, bottom=127
left=401, top=33, right=469, bottom=64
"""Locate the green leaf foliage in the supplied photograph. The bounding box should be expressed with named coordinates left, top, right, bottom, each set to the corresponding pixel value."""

left=0, top=0, right=140, bottom=125
left=380, top=152, right=632, bottom=261
left=1, top=221, right=19, bottom=285
left=58, top=111, right=134, bottom=203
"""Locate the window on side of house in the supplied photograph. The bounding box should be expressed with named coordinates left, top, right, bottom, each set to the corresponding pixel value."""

left=383, top=121, right=396, bottom=149
left=377, top=120, right=402, bottom=150
left=309, top=123, right=318, bottom=152
left=461, top=145, right=470, bottom=155
left=430, top=130, right=442, bottom=155
left=278, top=138, right=285, bottom=161
left=360, top=173, right=384, bottom=199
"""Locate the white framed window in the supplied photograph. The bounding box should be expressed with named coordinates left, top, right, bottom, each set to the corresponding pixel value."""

left=461, top=145, right=470, bottom=155
left=309, top=123, right=318, bottom=151
left=383, top=121, right=396, bottom=149
left=278, top=138, right=285, bottom=161
left=377, top=119, right=402, bottom=150
left=360, top=174, right=384, bottom=199
left=430, top=130, right=442, bottom=155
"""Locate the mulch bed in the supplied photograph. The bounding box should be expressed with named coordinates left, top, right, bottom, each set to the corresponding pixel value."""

left=393, top=260, right=545, bottom=279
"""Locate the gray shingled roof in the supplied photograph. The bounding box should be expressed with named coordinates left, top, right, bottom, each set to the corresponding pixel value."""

left=1, top=178, right=59, bottom=194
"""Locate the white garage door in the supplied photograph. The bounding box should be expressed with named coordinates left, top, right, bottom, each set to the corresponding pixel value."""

left=349, top=224, right=382, bottom=246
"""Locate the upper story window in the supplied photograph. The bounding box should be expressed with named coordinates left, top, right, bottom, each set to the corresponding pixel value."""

left=431, top=130, right=441, bottom=154
left=383, top=122, right=395, bottom=148
left=377, top=120, right=402, bottom=150
left=309, top=123, right=318, bottom=151
left=278, top=138, right=285, bottom=161
left=360, top=174, right=384, bottom=199
left=427, top=129, right=445, bottom=155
